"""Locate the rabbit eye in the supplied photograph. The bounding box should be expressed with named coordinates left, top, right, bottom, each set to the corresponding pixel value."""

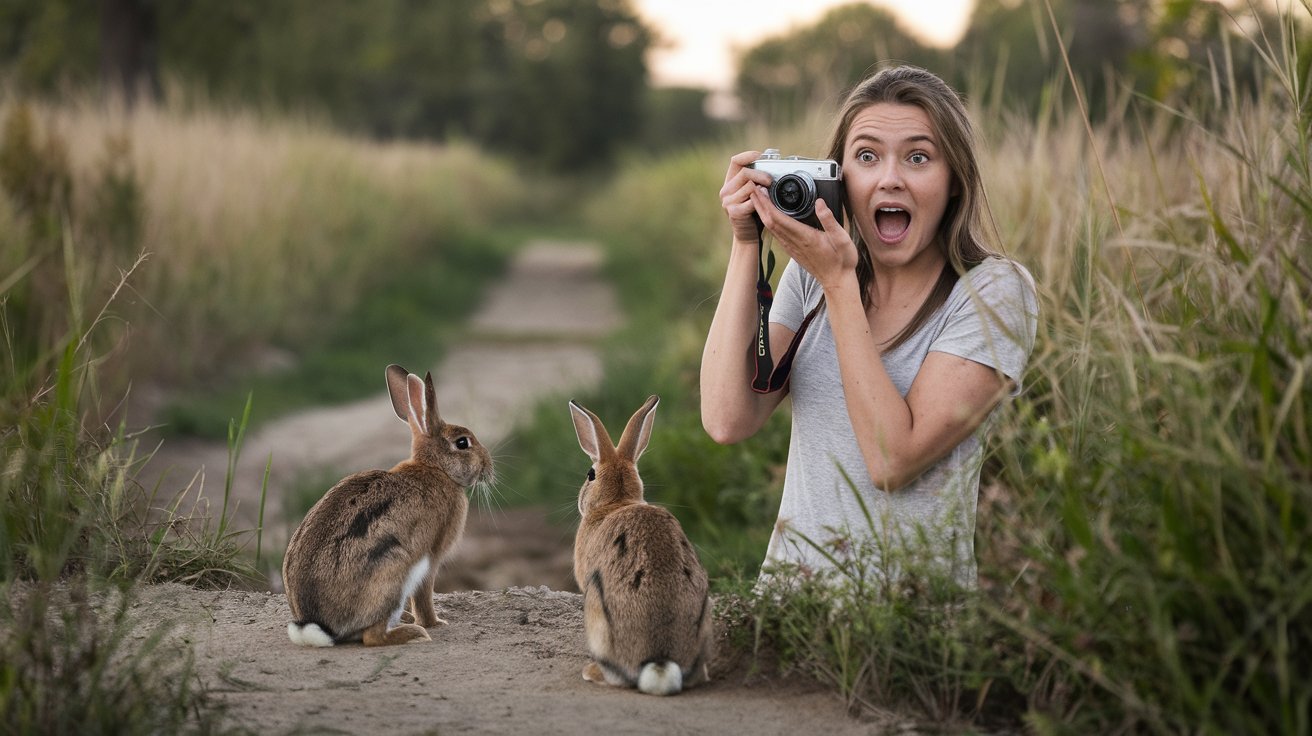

left=587, top=467, right=596, bottom=481
left=455, top=437, right=471, bottom=450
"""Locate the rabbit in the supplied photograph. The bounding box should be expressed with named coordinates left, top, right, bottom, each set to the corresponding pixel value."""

left=282, top=364, right=492, bottom=647
left=569, top=395, right=714, bottom=695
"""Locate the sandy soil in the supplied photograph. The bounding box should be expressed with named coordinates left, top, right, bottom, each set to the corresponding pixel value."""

left=122, top=582, right=894, bottom=735
left=115, top=241, right=892, bottom=734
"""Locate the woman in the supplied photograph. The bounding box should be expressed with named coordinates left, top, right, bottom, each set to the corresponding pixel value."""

left=701, top=66, right=1037, bottom=587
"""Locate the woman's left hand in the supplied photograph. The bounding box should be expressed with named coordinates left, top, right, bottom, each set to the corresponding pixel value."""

left=750, top=186, right=858, bottom=291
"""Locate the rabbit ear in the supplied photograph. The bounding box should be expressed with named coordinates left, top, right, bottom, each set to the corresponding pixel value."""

left=616, top=395, right=659, bottom=463
left=424, top=371, right=442, bottom=426
left=386, top=364, right=411, bottom=421
left=406, top=374, right=430, bottom=435
left=569, top=400, right=615, bottom=465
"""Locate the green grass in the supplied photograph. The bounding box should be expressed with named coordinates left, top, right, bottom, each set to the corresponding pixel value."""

left=0, top=580, right=240, bottom=735
left=156, top=227, right=514, bottom=438
left=1, top=247, right=254, bottom=732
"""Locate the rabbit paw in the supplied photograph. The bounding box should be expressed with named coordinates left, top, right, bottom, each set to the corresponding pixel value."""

left=363, top=622, right=431, bottom=647
left=414, top=606, right=447, bottom=627
left=582, top=661, right=606, bottom=683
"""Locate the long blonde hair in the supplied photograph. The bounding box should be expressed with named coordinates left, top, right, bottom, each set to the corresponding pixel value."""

left=826, top=65, right=998, bottom=350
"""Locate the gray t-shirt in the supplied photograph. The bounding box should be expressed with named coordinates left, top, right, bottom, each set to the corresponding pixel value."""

left=763, top=256, right=1038, bottom=587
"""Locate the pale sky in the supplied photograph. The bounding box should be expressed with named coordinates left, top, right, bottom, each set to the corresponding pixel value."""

left=634, top=0, right=976, bottom=90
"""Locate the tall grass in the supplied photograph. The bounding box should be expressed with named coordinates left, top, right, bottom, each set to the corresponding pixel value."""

left=506, top=8, right=1311, bottom=733
left=1, top=580, right=236, bottom=734
left=972, top=10, right=1312, bottom=733
left=1, top=93, right=531, bottom=428
left=0, top=231, right=248, bottom=731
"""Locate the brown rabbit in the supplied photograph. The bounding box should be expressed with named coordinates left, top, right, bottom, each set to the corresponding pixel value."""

left=569, top=395, right=713, bottom=695
left=282, top=364, right=492, bottom=647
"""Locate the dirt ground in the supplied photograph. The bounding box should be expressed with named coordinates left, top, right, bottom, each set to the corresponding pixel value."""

left=118, top=241, right=895, bottom=734
left=126, top=582, right=896, bottom=735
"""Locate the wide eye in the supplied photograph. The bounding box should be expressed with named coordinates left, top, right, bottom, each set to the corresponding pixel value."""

left=909, top=152, right=929, bottom=165
left=586, top=467, right=596, bottom=481
left=455, top=437, right=471, bottom=450
left=857, top=150, right=876, bottom=164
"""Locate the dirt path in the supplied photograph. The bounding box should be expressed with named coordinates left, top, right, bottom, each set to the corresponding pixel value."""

left=124, top=583, right=886, bottom=735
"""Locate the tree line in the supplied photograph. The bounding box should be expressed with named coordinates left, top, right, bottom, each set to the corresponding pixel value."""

left=1, top=0, right=1302, bottom=170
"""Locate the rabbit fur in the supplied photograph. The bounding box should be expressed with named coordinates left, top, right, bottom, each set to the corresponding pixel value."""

left=283, top=364, right=492, bottom=647
left=570, top=395, right=713, bottom=695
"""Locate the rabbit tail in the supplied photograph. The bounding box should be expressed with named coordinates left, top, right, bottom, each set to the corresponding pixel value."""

left=637, top=660, right=682, bottom=696
left=287, top=621, right=336, bottom=647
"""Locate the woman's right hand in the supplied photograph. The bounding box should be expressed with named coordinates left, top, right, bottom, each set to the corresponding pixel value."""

left=719, top=151, right=774, bottom=244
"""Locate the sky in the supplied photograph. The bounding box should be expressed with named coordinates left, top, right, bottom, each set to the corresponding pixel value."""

left=633, top=0, right=976, bottom=91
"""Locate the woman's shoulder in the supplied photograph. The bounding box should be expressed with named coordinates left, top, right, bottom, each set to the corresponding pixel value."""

left=957, top=256, right=1037, bottom=300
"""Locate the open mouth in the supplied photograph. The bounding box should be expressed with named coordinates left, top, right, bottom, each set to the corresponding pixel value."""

left=875, top=207, right=911, bottom=242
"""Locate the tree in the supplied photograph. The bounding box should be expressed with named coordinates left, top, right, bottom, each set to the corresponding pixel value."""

left=734, top=3, right=936, bottom=126
left=99, top=0, right=159, bottom=105
left=954, top=0, right=1292, bottom=117
left=0, top=0, right=654, bottom=170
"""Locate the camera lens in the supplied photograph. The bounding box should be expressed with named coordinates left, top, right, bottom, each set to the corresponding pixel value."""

left=770, top=172, right=816, bottom=217
left=778, top=180, right=803, bottom=208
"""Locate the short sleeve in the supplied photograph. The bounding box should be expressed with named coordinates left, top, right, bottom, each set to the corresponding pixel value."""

left=769, top=259, right=814, bottom=333
left=930, top=258, right=1038, bottom=395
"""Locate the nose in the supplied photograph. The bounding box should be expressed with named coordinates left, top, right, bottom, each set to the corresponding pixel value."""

left=877, top=161, right=905, bottom=191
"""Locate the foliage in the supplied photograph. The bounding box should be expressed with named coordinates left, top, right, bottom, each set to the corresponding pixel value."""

left=639, top=86, right=730, bottom=153
left=0, top=0, right=658, bottom=169
left=735, top=3, right=938, bottom=126
left=732, top=0, right=1305, bottom=125
left=0, top=207, right=259, bottom=588
left=0, top=96, right=534, bottom=435
left=158, top=229, right=512, bottom=439
left=0, top=580, right=241, bottom=735
left=974, top=12, right=1312, bottom=731
left=743, top=518, right=1024, bottom=727
left=0, top=115, right=255, bottom=729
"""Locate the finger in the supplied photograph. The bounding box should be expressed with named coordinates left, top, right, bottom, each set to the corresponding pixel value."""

left=753, top=187, right=808, bottom=240
left=724, top=199, right=758, bottom=223
left=722, top=183, right=761, bottom=225
left=721, top=175, right=760, bottom=204
left=748, top=186, right=776, bottom=228
left=730, top=150, right=762, bottom=167
left=724, top=150, right=762, bottom=183
left=815, top=198, right=845, bottom=238
left=723, top=169, right=773, bottom=196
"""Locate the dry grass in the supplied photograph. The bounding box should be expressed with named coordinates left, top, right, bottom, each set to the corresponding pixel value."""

left=2, top=94, right=529, bottom=392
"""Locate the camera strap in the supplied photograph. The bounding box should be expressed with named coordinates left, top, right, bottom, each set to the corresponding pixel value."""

left=751, top=224, right=822, bottom=393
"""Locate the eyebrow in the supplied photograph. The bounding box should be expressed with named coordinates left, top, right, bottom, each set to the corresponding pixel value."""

left=849, top=133, right=937, bottom=147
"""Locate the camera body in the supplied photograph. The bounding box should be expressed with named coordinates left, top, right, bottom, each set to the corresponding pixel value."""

left=749, top=149, right=844, bottom=229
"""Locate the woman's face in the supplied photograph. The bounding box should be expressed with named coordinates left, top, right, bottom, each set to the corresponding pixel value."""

left=841, top=102, right=954, bottom=272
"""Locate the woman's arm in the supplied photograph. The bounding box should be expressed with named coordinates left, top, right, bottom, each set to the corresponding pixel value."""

left=699, top=152, right=792, bottom=444
left=823, top=270, right=1007, bottom=489
left=753, top=192, right=1009, bottom=490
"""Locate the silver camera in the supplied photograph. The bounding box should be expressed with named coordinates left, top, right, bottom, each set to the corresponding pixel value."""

left=748, top=149, right=844, bottom=229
